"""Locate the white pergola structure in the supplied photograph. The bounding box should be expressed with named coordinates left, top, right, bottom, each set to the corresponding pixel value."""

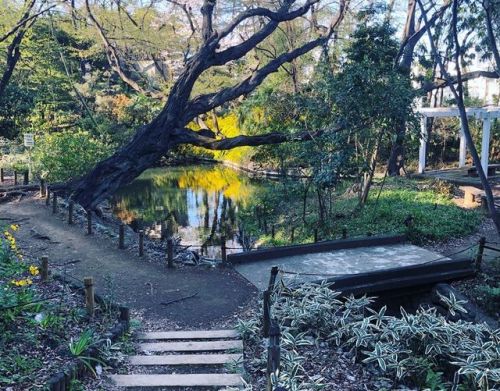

left=417, top=106, right=500, bottom=177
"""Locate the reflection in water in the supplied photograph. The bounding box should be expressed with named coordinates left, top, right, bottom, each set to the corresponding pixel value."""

left=112, top=165, right=264, bottom=256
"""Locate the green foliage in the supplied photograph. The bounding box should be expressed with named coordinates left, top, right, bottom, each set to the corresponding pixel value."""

left=32, top=131, right=113, bottom=182
left=0, top=226, right=117, bottom=388
left=242, top=281, right=500, bottom=390
left=69, top=329, right=95, bottom=356
left=237, top=178, right=480, bottom=245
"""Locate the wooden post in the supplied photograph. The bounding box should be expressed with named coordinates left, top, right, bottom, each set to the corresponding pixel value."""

left=52, top=193, right=57, bottom=214
left=118, top=223, right=125, bottom=249
left=14, top=170, right=17, bottom=185
left=138, top=230, right=144, bottom=257
left=160, top=220, right=167, bottom=240
left=290, top=227, right=295, bottom=243
left=68, top=201, right=74, bottom=225
left=266, top=321, right=281, bottom=391
left=40, top=179, right=46, bottom=198
left=481, top=117, right=491, bottom=177
left=475, top=236, right=486, bottom=270
left=0, top=167, right=4, bottom=182
left=23, top=171, right=29, bottom=185
left=418, top=116, right=427, bottom=174
left=271, top=225, right=275, bottom=240
left=45, top=189, right=50, bottom=206
left=221, top=235, right=227, bottom=264
left=268, top=266, right=279, bottom=292
left=167, top=237, right=174, bottom=268
left=41, top=256, right=49, bottom=282
left=86, top=210, right=92, bottom=235
left=262, top=290, right=271, bottom=338
left=119, top=306, right=130, bottom=323
left=314, top=228, right=318, bottom=243
left=84, top=277, right=95, bottom=316
left=342, top=227, right=348, bottom=239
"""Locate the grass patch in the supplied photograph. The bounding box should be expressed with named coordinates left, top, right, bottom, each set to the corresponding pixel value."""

left=245, top=178, right=482, bottom=246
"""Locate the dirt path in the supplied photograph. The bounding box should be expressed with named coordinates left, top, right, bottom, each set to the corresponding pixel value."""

left=0, top=195, right=257, bottom=327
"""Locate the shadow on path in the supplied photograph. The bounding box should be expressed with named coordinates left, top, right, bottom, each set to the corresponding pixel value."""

left=0, top=196, right=257, bottom=326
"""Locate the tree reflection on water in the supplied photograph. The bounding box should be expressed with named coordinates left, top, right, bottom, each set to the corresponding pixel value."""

left=112, top=164, right=264, bottom=256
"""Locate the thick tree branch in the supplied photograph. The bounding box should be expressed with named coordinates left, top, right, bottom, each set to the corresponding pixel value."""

left=421, top=70, right=499, bottom=92
left=185, top=0, right=347, bottom=122
left=0, top=0, right=41, bottom=99
left=184, top=36, right=328, bottom=121
left=396, top=0, right=452, bottom=69
left=171, top=125, right=342, bottom=149
left=69, top=0, right=349, bottom=208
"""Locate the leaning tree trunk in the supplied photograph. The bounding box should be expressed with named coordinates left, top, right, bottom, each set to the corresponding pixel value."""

left=70, top=0, right=349, bottom=209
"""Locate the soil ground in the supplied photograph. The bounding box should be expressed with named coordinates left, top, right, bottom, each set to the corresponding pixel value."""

left=0, top=194, right=257, bottom=328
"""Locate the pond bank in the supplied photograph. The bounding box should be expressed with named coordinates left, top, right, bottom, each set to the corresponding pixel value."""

left=164, top=156, right=309, bottom=179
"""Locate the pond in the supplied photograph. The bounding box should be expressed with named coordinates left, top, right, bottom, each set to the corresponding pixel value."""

left=111, top=164, right=274, bottom=257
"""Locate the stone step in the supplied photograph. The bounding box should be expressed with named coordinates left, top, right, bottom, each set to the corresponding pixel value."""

left=137, top=329, right=239, bottom=340
left=129, top=353, right=243, bottom=366
left=109, top=373, right=244, bottom=387
left=140, top=340, right=243, bottom=352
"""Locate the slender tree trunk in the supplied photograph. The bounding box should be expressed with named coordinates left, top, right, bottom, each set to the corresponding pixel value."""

left=418, top=0, right=500, bottom=235
left=483, top=0, right=500, bottom=74
left=360, top=131, right=383, bottom=206
left=0, top=30, right=24, bottom=99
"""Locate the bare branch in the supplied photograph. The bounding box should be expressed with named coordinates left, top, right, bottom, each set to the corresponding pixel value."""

left=84, top=0, right=164, bottom=98
left=421, top=70, right=499, bottom=91
left=0, top=3, right=58, bottom=43
left=396, top=0, right=452, bottom=68
left=211, top=0, right=319, bottom=67
left=166, top=0, right=198, bottom=35
left=216, top=0, right=320, bottom=43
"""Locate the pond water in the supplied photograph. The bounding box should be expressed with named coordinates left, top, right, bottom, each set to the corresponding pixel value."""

left=111, top=164, right=272, bottom=256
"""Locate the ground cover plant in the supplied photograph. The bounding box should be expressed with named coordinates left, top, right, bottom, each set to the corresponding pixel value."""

left=237, top=281, right=500, bottom=390
left=0, top=224, right=119, bottom=389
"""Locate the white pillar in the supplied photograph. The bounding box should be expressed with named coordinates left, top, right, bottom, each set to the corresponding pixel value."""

left=481, top=116, right=491, bottom=178
left=459, top=127, right=466, bottom=168
left=418, top=116, right=427, bottom=174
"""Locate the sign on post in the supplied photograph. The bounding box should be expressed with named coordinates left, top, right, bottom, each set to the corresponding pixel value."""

left=23, top=133, right=34, bottom=181
left=24, top=133, right=34, bottom=148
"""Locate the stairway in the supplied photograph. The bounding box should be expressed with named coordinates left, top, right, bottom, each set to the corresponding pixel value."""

left=109, top=329, right=245, bottom=389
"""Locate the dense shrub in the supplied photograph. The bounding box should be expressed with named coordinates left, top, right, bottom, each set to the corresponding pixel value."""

left=32, top=131, right=113, bottom=182
left=237, top=282, right=499, bottom=390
